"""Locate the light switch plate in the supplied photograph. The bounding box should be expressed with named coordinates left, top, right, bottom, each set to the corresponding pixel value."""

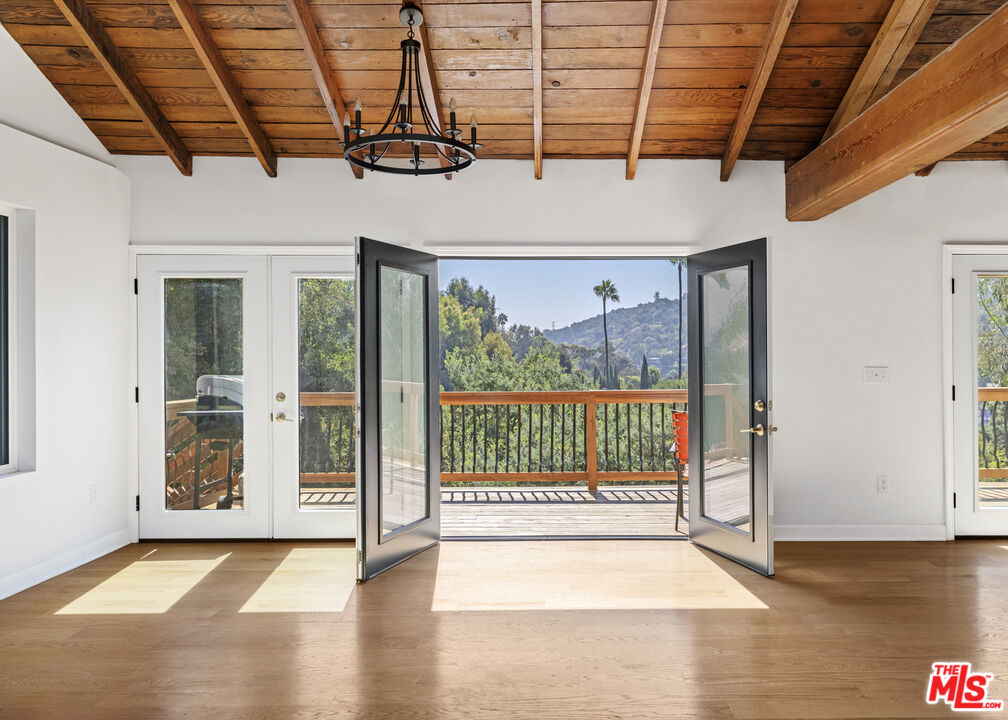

left=864, top=366, right=889, bottom=384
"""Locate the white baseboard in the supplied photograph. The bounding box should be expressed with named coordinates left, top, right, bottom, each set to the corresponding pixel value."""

left=0, top=528, right=131, bottom=600
left=775, top=524, right=948, bottom=541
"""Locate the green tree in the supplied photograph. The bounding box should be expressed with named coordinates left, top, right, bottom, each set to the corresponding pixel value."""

left=593, top=279, right=620, bottom=389
left=446, top=276, right=498, bottom=336
left=640, top=354, right=651, bottom=390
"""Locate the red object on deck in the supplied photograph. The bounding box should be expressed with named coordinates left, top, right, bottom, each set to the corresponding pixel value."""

left=672, top=412, right=688, bottom=531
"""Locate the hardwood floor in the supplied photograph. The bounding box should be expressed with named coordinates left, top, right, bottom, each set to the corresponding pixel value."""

left=0, top=539, right=1004, bottom=719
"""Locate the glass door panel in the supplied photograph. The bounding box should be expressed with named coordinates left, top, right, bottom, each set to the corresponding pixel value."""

left=700, top=267, right=753, bottom=533
left=687, top=239, right=773, bottom=576
left=163, top=278, right=245, bottom=512
left=272, top=256, right=356, bottom=539
left=379, top=266, right=429, bottom=537
left=138, top=256, right=269, bottom=539
left=357, top=238, right=440, bottom=581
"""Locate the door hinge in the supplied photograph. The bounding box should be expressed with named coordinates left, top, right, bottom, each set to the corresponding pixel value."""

left=952, top=385, right=956, bottom=401
left=134, top=278, right=138, bottom=295
left=953, top=492, right=957, bottom=509
left=135, top=386, right=139, bottom=403
left=135, top=494, right=140, bottom=512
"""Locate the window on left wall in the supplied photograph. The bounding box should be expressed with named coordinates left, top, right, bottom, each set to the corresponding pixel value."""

left=0, top=209, right=15, bottom=473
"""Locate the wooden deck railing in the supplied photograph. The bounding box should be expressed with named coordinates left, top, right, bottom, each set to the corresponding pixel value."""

left=164, top=386, right=746, bottom=498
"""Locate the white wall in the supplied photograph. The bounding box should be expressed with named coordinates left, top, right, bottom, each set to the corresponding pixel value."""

left=119, top=154, right=1008, bottom=540
left=0, top=124, right=131, bottom=598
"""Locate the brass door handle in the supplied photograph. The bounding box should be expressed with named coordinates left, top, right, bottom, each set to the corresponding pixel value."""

left=740, top=424, right=778, bottom=436
left=275, top=412, right=294, bottom=423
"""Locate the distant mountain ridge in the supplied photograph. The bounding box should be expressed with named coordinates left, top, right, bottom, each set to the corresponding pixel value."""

left=543, top=295, right=686, bottom=377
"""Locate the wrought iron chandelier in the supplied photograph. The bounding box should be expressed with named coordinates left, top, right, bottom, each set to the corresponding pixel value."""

left=341, top=3, right=480, bottom=175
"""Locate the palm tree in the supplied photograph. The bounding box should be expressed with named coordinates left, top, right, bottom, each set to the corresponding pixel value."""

left=497, top=312, right=508, bottom=331
left=668, top=258, right=686, bottom=379
left=593, top=280, right=620, bottom=388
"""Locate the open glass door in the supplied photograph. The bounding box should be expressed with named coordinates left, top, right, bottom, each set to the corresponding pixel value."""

left=687, top=238, right=774, bottom=576
left=356, top=238, right=440, bottom=581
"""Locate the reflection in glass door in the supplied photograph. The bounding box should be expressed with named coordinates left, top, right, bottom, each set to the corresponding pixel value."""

left=272, top=256, right=357, bottom=538
left=138, top=256, right=270, bottom=538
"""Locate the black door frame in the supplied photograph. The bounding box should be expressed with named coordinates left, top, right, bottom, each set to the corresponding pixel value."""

left=687, top=237, right=773, bottom=576
left=356, top=237, right=441, bottom=581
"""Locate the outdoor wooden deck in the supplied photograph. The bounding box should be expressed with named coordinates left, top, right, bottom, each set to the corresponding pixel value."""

left=299, top=485, right=688, bottom=537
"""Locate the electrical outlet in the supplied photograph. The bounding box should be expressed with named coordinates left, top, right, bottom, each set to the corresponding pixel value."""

left=864, top=366, right=889, bottom=384
left=89, top=483, right=98, bottom=504
left=877, top=475, right=888, bottom=494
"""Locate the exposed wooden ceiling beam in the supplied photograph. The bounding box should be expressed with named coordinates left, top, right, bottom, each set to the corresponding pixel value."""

left=283, top=0, right=363, bottom=180
left=532, top=0, right=543, bottom=179
left=414, top=2, right=453, bottom=180
left=719, top=0, right=797, bottom=182
left=785, top=1, right=1008, bottom=221
left=915, top=162, right=938, bottom=177
left=166, top=0, right=276, bottom=176
left=626, top=0, right=668, bottom=180
left=51, top=0, right=191, bottom=175
left=822, top=0, right=939, bottom=140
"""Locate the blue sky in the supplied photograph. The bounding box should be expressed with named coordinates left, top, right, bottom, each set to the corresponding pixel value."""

left=439, top=259, right=683, bottom=330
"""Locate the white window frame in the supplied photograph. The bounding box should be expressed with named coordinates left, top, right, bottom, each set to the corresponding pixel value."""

left=0, top=203, right=17, bottom=475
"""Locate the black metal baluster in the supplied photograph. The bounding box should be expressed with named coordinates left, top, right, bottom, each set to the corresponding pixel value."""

left=637, top=403, right=643, bottom=472
left=648, top=403, right=655, bottom=471
left=660, top=404, right=667, bottom=471
left=461, top=404, right=467, bottom=473
left=471, top=405, right=477, bottom=474
left=483, top=405, right=488, bottom=473
left=505, top=405, right=511, bottom=473
left=439, top=406, right=445, bottom=472
left=552, top=403, right=560, bottom=471
left=450, top=405, right=456, bottom=472
left=626, top=403, right=632, bottom=471
left=528, top=404, right=533, bottom=473
left=517, top=404, right=523, bottom=472
left=538, top=405, right=544, bottom=472
left=560, top=404, right=566, bottom=472
left=494, top=405, right=500, bottom=472
left=615, top=402, right=621, bottom=471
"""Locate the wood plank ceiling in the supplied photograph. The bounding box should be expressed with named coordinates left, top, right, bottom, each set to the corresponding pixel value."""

left=1, top=0, right=1005, bottom=176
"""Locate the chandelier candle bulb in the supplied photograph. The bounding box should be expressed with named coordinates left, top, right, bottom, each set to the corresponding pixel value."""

left=354, top=97, right=362, bottom=133
left=342, top=112, right=350, bottom=146
left=449, top=98, right=457, bottom=133
left=470, top=114, right=477, bottom=146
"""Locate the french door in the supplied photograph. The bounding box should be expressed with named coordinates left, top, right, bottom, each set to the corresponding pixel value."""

left=137, top=254, right=356, bottom=539
left=951, top=253, right=1008, bottom=535
left=687, top=238, right=774, bottom=576
left=355, top=238, right=440, bottom=580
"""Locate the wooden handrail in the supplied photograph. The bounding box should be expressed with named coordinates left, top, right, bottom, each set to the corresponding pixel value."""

left=979, top=387, right=1008, bottom=402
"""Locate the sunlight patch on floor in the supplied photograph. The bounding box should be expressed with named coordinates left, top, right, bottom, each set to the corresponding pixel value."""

left=56, top=549, right=230, bottom=615
left=239, top=547, right=356, bottom=613
left=431, top=541, right=768, bottom=611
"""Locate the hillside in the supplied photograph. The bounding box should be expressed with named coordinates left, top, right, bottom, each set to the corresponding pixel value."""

left=543, top=295, right=687, bottom=377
